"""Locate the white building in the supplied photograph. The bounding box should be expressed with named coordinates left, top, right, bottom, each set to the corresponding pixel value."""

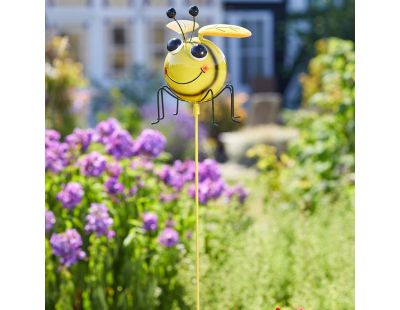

left=46, top=0, right=305, bottom=93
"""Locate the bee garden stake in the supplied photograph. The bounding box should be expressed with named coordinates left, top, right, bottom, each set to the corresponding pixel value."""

left=152, top=6, right=251, bottom=309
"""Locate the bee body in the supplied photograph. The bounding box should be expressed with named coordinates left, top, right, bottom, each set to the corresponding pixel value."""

left=151, top=6, right=251, bottom=125
left=164, top=37, right=227, bottom=103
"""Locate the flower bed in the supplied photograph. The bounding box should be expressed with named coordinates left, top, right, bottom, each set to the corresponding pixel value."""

left=45, top=118, right=247, bottom=309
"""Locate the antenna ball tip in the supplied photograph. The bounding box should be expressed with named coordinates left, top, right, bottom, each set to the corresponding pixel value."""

left=166, top=8, right=176, bottom=19
left=189, top=6, right=199, bottom=17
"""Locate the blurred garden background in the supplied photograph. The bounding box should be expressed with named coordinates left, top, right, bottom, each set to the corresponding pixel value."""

left=45, top=0, right=354, bottom=309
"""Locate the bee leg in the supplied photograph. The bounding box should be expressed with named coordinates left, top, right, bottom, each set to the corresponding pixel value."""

left=210, top=90, right=218, bottom=127
left=151, top=87, right=163, bottom=124
left=160, top=88, right=165, bottom=120
left=159, top=86, right=180, bottom=116
left=227, top=84, right=240, bottom=123
left=173, top=99, right=179, bottom=115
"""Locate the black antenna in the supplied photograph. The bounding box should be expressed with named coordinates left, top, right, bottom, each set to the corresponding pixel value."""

left=166, top=8, right=186, bottom=41
left=189, top=6, right=199, bottom=42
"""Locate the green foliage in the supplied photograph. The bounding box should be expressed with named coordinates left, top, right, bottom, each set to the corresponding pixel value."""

left=45, top=124, right=248, bottom=309
left=195, top=189, right=354, bottom=310
left=196, top=37, right=356, bottom=309
left=118, top=64, right=162, bottom=106
left=248, top=37, right=354, bottom=212
left=45, top=36, right=87, bottom=135
left=286, top=0, right=355, bottom=81
left=97, top=88, right=142, bottom=136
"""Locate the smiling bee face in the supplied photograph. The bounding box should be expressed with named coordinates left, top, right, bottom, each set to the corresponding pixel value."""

left=164, top=37, right=227, bottom=103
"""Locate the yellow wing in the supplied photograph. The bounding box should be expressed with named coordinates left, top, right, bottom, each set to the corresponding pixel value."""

left=166, top=20, right=199, bottom=34
left=198, top=24, right=252, bottom=40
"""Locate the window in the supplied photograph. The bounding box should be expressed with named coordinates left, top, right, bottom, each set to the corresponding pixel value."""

left=53, top=0, right=88, bottom=6
left=149, top=21, right=171, bottom=72
left=225, top=11, right=274, bottom=89
left=108, top=24, right=132, bottom=76
left=106, top=0, right=131, bottom=6
left=143, top=0, right=169, bottom=7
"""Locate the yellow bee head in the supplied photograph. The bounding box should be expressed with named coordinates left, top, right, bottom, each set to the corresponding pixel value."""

left=164, top=7, right=251, bottom=103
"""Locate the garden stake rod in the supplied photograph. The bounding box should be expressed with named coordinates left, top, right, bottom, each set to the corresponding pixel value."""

left=151, top=6, right=251, bottom=309
left=193, top=102, right=200, bottom=310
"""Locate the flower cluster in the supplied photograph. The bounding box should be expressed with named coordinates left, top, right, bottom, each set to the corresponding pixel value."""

left=142, top=212, right=158, bottom=232
left=158, top=228, right=179, bottom=248
left=45, top=118, right=247, bottom=273
left=106, top=161, right=122, bottom=177
left=142, top=212, right=179, bottom=247
left=78, top=151, right=107, bottom=177
left=85, top=203, right=115, bottom=239
left=50, top=229, right=86, bottom=267
left=95, top=118, right=121, bottom=143
left=46, top=119, right=166, bottom=176
left=157, top=158, right=247, bottom=205
left=45, top=210, right=56, bottom=232
left=225, top=184, right=248, bottom=204
left=45, top=130, right=70, bottom=173
left=158, top=165, right=185, bottom=190
left=189, top=178, right=225, bottom=205
left=57, top=182, right=84, bottom=209
left=104, top=129, right=136, bottom=159
left=188, top=159, right=226, bottom=204
left=104, top=177, right=124, bottom=195
left=133, top=129, right=166, bottom=157
left=66, top=128, right=93, bottom=152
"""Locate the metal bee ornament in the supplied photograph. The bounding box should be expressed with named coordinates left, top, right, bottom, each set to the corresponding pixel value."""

left=152, top=6, right=252, bottom=126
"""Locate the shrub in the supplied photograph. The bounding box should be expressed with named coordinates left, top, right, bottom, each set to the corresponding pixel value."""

left=45, top=36, right=88, bottom=135
left=45, top=118, right=248, bottom=309
left=248, top=37, right=354, bottom=212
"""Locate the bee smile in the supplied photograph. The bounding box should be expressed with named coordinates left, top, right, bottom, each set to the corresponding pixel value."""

left=165, top=69, right=204, bottom=84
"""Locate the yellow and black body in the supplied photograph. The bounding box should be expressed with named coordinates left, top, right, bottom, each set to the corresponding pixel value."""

left=152, top=6, right=251, bottom=126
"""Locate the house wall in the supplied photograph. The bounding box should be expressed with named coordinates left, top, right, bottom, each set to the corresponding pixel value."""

left=46, top=0, right=223, bottom=87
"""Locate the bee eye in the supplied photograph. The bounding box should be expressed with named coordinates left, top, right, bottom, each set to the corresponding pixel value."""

left=167, top=38, right=183, bottom=54
left=190, top=44, right=208, bottom=60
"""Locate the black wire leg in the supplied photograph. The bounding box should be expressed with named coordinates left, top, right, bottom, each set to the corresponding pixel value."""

left=210, top=90, right=218, bottom=127
left=214, top=84, right=240, bottom=123
left=152, top=85, right=181, bottom=124
left=226, top=84, right=240, bottom=123
left=160, top=88, right=165, bottom=120
left=173, top=99, right=179, bottom=115
left=151, top=87, right=163, bottom=124
left=160, top=86, right=180, bottom=116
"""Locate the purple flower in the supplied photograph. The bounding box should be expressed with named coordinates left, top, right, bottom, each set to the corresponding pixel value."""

left=158, top=165, right=184, bottom=190
left=199, top=159, right=221, bottom=182
left=189, top=178, right=225, bottom=204
left=173, top=160, right=195, bottom=182
left=95, top=118, right=121, bottom=143
left=57, top=182, right=84, bottom=210
left=225, top=185, right=248, bottom=204
left=65, top=128, right=93, bottom=152
left=105, top=129, right=136, bottom=159
left=104, top=177, right=124, bottom=195
left=106, top=161, right=122, bottom=177
left=45, top=129, right=61, bottom=146
left=85, top=203, right=115, bottom=239
left=160, top=193, right=178, bottom=202
left=78, top=151, right=107, bottom=177
left=50, top=229, right=86, bottom=267
left=45, top=142, right=70, bottom=173
left=133, top=129, right=166, bottom=157
left=131, top=157, right=154, bottom=172
left=142, top=212, right=158, bottom=232
left=158, top=228, right=179, bottom=247
left=45, top=210, right=56, bottom=232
